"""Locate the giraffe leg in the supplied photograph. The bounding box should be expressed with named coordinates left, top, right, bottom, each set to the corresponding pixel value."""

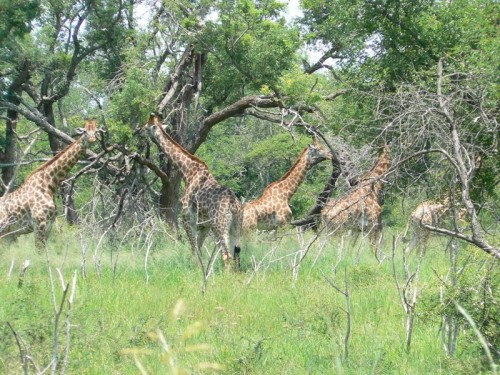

left=419, top=231, right=429, bottom=257
left=371, top=223, right=384, bottom=261
left=212, top=225, right=233, bottom=272
left=29, top=200, right=56, bottom=253
left=182, top=216, right=199, bottom=264
left=33, top=220, right=48, bottom=253
left=196, top=227, right=210, bottom=262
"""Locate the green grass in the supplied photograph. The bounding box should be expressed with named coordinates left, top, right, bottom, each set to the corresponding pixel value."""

left=0, top=224, right=497, bottom=374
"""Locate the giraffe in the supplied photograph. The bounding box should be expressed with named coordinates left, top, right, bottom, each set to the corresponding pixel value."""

left=403, top=197, right=467, bottom=256
left=0, top=119, right=98, bottom=250
left=320, top=145, right=391, bottom=252
left=242, top=138, right=332, bottom=231
left=144, top=114, right=242, bottom=270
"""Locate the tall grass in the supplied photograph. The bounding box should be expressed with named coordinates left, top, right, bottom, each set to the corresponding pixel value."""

left=0, top=223, right=496, bottom=374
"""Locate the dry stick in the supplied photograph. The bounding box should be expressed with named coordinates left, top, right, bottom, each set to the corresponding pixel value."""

left=93, top=226, right=111, bottom=278
left=203, top=244, right=221, bottom=288
left=6, top=321, right=29, bottom=374
left=440, top=237, right=462, bottom=356
left=376, top=231, right=386, bottom=264
left=391, top=235, right=423, bottom=352
left=245, top=245, right=278, bottom=286
left=45, top=247, right=60, bottom=374
left=51, top=278, right=70, bottom=375
left=79, top=232, right=87, bottom=279
left=7, top=258, right=15, bottom=280
left=321, top=266, right=351, bottom=362
left=291, top=230, right=321, bottom=282
left=61, top=271, right=78, bottom=375
left=144, top=228, right=155, bottom=285
left=310, top=233, right=330, bottom=274
left=195, top=239, right=217, bottom=294
left=436, top=58, right=499, bottom=259
left=333, top=235, right=345, bottom=275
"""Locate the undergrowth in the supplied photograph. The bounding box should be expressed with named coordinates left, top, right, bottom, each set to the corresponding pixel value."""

left=0, top=224, right=498, bottom=374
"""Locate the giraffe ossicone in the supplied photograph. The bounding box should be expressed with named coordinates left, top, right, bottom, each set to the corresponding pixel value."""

left=0, top=118, right=98, bottom=250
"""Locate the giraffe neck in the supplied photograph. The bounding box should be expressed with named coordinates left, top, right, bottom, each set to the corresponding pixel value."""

left=266, top=148, right=310, bottom=200
left=28, top=139, right=86, bottom=193
left=361, top=151, right=390, bottom=185
left=154, top=125, right=210, bottom=183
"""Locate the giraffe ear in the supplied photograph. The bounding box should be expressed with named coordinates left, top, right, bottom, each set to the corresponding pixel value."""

left=75, top=127, right=85, bottom=135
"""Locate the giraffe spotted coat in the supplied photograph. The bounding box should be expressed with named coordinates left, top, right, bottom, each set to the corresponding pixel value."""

left=404, top=198, right=466, bottom=255
left=243, top=138, right=332, bottom=231
left=146, top=114, right=242, bottom=270
left=0, top=119, right=97, bottom=249
left=321, top=145, right=391, bottom=250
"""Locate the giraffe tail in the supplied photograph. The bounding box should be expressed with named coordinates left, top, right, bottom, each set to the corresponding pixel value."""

left=230, top=204, right=243, bottom=269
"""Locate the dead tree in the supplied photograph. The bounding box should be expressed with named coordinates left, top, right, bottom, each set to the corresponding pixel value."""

left=378, top=58, right=499, bottom=259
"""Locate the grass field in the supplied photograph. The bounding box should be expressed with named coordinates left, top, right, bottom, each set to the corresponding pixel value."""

left=0, top=223, right=497, bottom=374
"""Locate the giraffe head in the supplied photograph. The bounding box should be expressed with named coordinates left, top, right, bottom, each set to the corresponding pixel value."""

left=144, top=113, right=164, bottom=137
left=76, top=118, right=98, bottom=145
left=147, top=112, right=159, bottom=126
left=306, top=138, right=333, bottom=168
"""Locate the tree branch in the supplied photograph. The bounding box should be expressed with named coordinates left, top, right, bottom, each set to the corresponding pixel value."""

left=189, top=95, right=282, bottom=151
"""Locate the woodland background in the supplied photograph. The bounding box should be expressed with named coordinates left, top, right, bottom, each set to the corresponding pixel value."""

left=0, top=0, right=499, bottom=373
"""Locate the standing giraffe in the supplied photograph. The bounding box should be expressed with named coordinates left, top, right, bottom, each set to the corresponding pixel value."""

left=0, top=119, right=98, bottom=249
left=320, top=145, right=391, bottom=251
left=243, top=138, right=332, bottom=231
left=403, top=197, right=466, bottom=256
left=145, top=114, right=242, bottom=270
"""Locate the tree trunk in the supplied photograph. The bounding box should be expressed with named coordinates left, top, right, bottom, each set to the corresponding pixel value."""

left=1, top=111, right=19, bottom=190
left=61, top=182, right=79, bottom=225
left=42, top=101, right=61, bottom=153
left=159, top=167, right=182, bottom=233
left=1, top=60, right=31, bottom=191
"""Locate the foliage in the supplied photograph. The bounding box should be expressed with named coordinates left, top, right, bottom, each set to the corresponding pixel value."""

left=300, top=0, right=500, bottom=90
left=421, top=250, right=500, bottom=362
left=0, top=0, right=39, bottom=42
left=198, top=0, right=300, bottom=105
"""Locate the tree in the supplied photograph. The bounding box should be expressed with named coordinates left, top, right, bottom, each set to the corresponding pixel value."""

left=379, top=59, right=498, bottom=258
left=0, top=0, right=132, bottom=223
left=120, top=0, right=302, bottom=229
